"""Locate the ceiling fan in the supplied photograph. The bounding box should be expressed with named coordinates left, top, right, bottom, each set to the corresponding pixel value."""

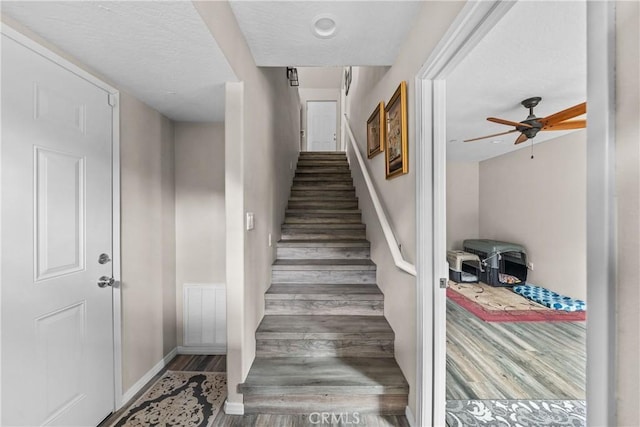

left=464, top=97, right=586, bottom=144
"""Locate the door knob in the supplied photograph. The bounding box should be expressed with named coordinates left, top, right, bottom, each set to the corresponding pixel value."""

left=97, top=276, right=114, bottom=288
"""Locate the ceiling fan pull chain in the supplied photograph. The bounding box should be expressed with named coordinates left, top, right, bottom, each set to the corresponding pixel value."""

left=530, top=138, right=534, bottom=160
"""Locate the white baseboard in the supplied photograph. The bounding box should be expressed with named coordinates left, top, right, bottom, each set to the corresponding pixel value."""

left=177, top=345, right=226, bottom=355
left=224, top=399, right=244, bottom=415
left=119, top=347, right=178, bottom=409
left=405, top=405, right=416, bottom=427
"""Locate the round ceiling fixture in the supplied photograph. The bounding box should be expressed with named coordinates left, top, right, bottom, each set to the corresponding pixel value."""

left=311, top=14, right=338, bottom=39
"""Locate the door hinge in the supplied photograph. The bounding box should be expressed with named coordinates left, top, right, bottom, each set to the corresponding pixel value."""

left=108, top=93, right=117, bottom=107
left=439, top=278, right=449, bottom=289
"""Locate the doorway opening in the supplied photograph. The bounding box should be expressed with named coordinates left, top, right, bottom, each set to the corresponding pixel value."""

left=443, top=0, right=587, bottom=420
left=414, top=1, right=616, bottom=426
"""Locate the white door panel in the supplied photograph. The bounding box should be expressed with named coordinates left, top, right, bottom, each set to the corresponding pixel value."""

left=1, top=35, right=114, bottom=426
left=307, top=101, right=337, bottom=151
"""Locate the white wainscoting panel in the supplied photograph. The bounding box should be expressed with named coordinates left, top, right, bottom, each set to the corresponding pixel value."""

left=182, top=283, right=226, bottom=354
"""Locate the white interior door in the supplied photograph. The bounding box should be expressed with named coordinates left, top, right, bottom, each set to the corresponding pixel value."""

left=307, top=101, right=337, bottom=151
left=1, top=34, right=115, bottom=426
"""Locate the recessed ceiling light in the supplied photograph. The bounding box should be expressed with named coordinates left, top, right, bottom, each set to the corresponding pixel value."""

left=311, top=14, right=338, bottom=39
left=491, top=140, right=502, bottom=144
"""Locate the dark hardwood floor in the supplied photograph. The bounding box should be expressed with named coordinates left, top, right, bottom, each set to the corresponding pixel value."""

left=446, top=298, right=587, bottom=400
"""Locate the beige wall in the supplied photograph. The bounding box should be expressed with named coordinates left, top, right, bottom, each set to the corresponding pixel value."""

left=120, top=93, right=177, bottom=390
left=89, top=91, right=179, bottom=393
left=344, top=1, right=466, bottom=415
left=194, top=1, right=301, bottom=405
left=479, top=132, right=586, bottom=300
left=299, top=88, right=341, bottom=151
left=615, top=1, right=640, bottom=424
left=174, top=122, right=225, bottom=346
left=161, top=116, right=177, bottom=358
left=0, top=17, right=179, bottom=394
left=297, top=66, right=344, bottom=89
left=446, top=162, right=480, bottom=250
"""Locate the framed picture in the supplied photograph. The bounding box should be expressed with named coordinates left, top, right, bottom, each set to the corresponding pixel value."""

left=384, top=81, right=408, bottom=179
left=366, top=101, right=385, bottom=158
left=344, top=66, right=352, bottom=96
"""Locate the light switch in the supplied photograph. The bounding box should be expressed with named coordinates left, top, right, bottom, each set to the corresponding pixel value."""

left=246, top=212, right=255, bottom=231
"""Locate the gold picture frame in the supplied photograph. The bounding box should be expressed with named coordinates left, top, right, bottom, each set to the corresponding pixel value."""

left=384, top=81, right=408, bottom=179
left=366, top=102, right=385, bottom=158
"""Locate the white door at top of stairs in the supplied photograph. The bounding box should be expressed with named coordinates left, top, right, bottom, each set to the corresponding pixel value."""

left=307, top=101, right=338, bottom=152
left=1, top=34, right=115, bottom=426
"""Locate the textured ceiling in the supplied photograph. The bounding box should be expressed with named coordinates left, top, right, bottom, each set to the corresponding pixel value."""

left=229, top=1, right=424, bottom=66
left=1, top=1, right=237, bottom=122
left=446, top=0, right=586, bottom=162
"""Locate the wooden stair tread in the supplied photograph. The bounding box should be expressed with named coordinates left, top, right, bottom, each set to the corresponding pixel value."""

left=240, top=357, right=408, bottom=395
left=295, top=169, right=352, bottom=174
left=272, top=259, right=375, bottom=270
left=266, top=284, right=383, bottom=299
left=277, top=239, right=370, bottom=247
left=281, top=223, right=365, bottom=229
left=286, top=209, right=361, bottom=215
left=257, top=315, right=392, bottom=335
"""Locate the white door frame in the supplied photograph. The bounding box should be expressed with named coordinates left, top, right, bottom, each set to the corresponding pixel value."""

left=1, top=24, right=124, bottom=411
left=414, top=1, right=616, bottom=426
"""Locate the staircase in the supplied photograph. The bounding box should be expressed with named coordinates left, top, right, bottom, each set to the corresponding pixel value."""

left=239, top=151, right=409, bottom=415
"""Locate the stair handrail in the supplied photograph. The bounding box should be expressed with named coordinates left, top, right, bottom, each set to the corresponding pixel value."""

left=343, top=114, right=417, bottom=277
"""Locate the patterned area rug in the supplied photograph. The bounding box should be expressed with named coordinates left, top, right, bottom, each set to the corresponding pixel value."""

left=446, top=400, right=586, bottom=427
left=108, top=371, right=226, bottom=427
left=447, top=282, right=586, bottom=322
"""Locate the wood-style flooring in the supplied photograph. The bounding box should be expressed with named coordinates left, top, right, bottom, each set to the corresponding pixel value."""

left=100, top=301, right=585, bottom=426
left=99, top=355, right=409, bottom=427
left=446, top=298, right=586, bottom=400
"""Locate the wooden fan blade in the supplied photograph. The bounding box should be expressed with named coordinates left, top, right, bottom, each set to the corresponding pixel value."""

left=464, top=129, right=518, bottom=142
left=542, top=119, right=586, bottom=131
left=515, top=133, right=528, bottom=144
left=487, top=117, right=533, bottom=129
left=540, top=102, right=586, bottom=126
